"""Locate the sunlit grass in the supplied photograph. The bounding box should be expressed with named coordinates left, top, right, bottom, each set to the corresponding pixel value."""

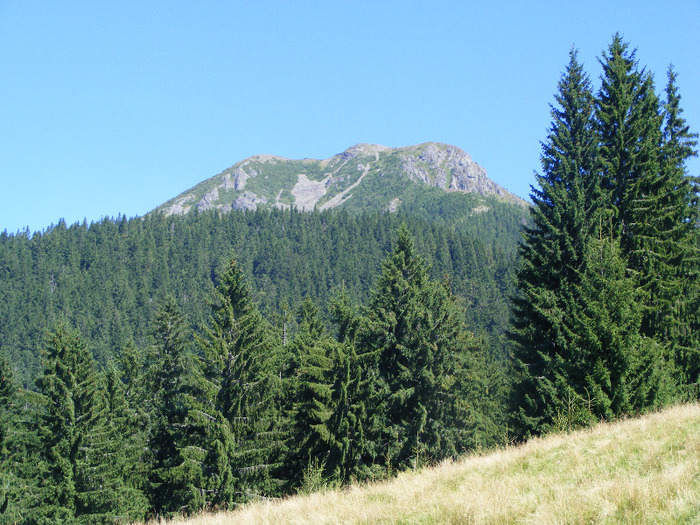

left=149, top=403, right=700, bottom=524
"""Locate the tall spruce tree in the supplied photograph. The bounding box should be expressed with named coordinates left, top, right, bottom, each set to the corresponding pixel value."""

left=0, top=355, right=44, bottom=524
left=33, top=324, right=135, bottom=524
left=145, top=297, right=210, bottom=517
left=198, top=256, right=284, bottom=507
left=0, top=355, right=15, bottom=516
left=509, top=48, right=599, bottom=435
left=595, top=35, right=664, bottom=329
left=280, top=298, right=337, bottom=490
left=572, top=223, right=645, bottom=419
left=511, top=36, right=698, bottom=437
left=101, top=365, right=150, bottom=521
left=324, top=288, right=379, bottom=483
left=0, top=355, right=37, bottom=523
left=358, top=226, right=490, bottom=467
left=659, top=66, right=700, bottom=393
left=596, top=34, right=662, bottom=245
left=595, top=34, right=692, bottom=405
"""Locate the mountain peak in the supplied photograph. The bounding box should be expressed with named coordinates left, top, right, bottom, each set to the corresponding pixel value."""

left=154, top=143, right=527, bottom=216
left=338, top=143, right=391, bottom=160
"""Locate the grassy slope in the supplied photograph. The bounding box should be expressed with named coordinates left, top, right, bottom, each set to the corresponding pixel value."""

left=157, top=403, right=700, bottom=524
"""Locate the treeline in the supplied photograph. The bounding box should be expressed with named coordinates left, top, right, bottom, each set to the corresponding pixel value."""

left=0, top=203, right=521, bottom=386
left=0, top=227, right=507, bottom=523
left=509, top=35, right=699, bottom=436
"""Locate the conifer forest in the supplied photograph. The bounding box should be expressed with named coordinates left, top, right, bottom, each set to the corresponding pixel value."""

left=0, top=35, right=698, bottom=523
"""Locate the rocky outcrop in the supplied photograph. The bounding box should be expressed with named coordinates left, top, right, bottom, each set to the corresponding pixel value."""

left=197, top=187, right=220, bottom=212
left=223, top=167, right=251, bottom=191
left=230, top=191, right=267, bottom=211
left=399, top=143, right=507, bottom=197
left=291, top=174, right=330, bottom=211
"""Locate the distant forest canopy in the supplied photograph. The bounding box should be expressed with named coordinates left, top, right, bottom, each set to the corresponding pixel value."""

left=0, top=193, right=527, bottom=386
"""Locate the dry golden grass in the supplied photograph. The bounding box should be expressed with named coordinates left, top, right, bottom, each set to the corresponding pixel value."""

left=151, top=403, right=700, bottom=524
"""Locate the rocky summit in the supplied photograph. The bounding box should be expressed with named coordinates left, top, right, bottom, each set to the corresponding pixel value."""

left=155, top=142, right=527, bottom=216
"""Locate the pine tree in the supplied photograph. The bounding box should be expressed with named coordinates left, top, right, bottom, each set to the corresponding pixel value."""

left=509, top=48, right=599, bottom=435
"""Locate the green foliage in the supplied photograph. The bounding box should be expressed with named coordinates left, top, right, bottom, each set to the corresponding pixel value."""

left=199, top=256, right=285, bottom=507
left=351, top=226, right=505, bottom=469
left=0, top=208, right=519, bottom=387
left=0, top=203, right=523, bottom=520
left=509, top=48, right=599, bottom=436
left=144, top=297, right=210, bottom=517
left=28, top=325, right=144, bottom=524
left=510, top=36, right=699, bottom=438
left=659, top=66, right=700, bottom=392
left=280, top=299, right=337, bottom=489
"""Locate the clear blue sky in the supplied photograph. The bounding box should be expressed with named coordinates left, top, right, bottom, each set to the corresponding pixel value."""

left=1, top=1, right=698, bottom=234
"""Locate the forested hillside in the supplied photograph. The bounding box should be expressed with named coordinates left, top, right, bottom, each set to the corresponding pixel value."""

left=0, top=223, right=510, bottom=523
left=0, top=193, right=526, bottom=386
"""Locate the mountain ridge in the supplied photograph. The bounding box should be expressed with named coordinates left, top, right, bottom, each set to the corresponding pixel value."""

left=154, top=142, right=528, bottom=217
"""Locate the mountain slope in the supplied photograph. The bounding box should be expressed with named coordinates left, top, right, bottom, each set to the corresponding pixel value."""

left=156, top=403, right=700, bottom=524
left=154, top=143, right=528, bottom=216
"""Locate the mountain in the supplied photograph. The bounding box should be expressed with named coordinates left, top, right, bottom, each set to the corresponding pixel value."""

left=154, top=142, right=528, bottom=216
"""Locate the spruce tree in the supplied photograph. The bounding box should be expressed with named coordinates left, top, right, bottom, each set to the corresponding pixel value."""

left=359, top=226, right=488, bottom=467
left=595, top=35, right=696, bottom=404
left=0, top=355, right=15, bottom=515
left=511, top=36, right=698, bottom=436
left=281, top=298, right=336, bottom=490
left=33, top=324, right=133, bottom=524
left=145, top=297, right=210, bottom=517
left=659, top=66, right=700, bottom=393
left=596, top=34, right=662, bottom=245
left=595, top=35, right=666, bottom=337
left=198, top=256, right=284, bottom=507
left=0, top=355, right=38, bottom=523
left=572, top=224, right=644, bottom=419
left=324, top=288, right=379, bottom=483
left=101, top=365, right=150, bottom=521
left=509, top=48, right=599, bottom=435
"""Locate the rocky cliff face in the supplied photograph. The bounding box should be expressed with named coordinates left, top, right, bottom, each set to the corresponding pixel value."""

left=154, top=143, right=527, bottom=216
